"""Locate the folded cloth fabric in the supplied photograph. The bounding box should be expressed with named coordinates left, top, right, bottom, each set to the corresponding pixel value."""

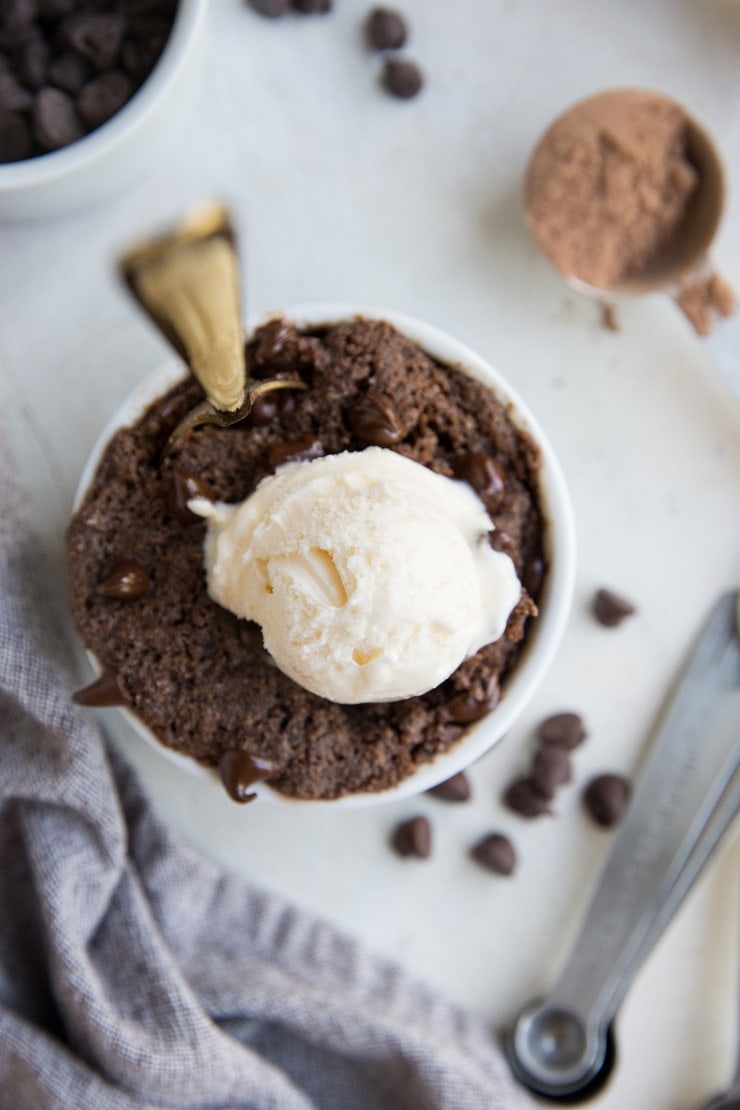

left=0, top=444, right=535, bottom=1110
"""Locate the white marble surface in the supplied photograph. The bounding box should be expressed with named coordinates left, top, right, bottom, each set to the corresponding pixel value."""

left=1, top=2, right=739, bottom=1107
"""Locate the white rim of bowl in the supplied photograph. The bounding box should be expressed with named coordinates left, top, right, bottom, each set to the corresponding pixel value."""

left=74, top=304, right=576, bottom=809
left=0, top=0, right=207, bottom=192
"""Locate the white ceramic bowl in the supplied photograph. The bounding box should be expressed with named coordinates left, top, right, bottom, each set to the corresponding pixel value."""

left=74, top=304, right=576, bottom=807
left=0, top=0, right=207, bottom=220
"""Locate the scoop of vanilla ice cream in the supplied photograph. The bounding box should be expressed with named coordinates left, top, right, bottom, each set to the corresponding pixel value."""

left=190, top=446, right=521, bottom=704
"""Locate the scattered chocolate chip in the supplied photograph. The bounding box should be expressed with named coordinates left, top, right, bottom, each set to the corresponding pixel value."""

left=0, top=108, right=31, bottom=159
left=32, top=85, right=83, bottom=150
left=0, top=0, right=38, bottom=31
left=390, top=815, right=431, bottom=858
left=583, top=773, right=630, bottom=828
left=427, top=771, right=471, bottom=802
left=593, top=588, right=637, bottom=628
left=47, top=49, right=90, bottom=94
left=266, top=435, right=324, bottom=469
left=293, top=0, right=331, bottom=12
left=454, top=450, right=506, bottom=504
left=219, top=750, right=277, bottom=803
left=77, top=69, right=132, bottom=126
left=168, top=468, right=216, bottom=524
left=72, top=668, right=129, bottom=707
left=0, top=68, right=33, bottom=109
left=446, top=677, right=500, bottom=724
left=366, top=6, right=407, bottom=50
left=98, top=559, right=151, bottom=601
left=536, top=711, right=587, bottom=750
left=348, top=390, right=404, bottom=446
left=531, top=746, right=572, bottom=798
left=61, top=12, right=124, bottom=71
left=470, top=832, right=517, bottom=876
left=381, top=56, right=423, bottom=99
left=503, top=776, right=552, bottom=818
left=246, top=0, right=290, bottom=16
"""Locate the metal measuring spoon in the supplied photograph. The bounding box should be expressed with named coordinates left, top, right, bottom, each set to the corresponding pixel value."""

left=506, top=589, right=740, bottom=1100
left=524, top=89, right=739, bottom=394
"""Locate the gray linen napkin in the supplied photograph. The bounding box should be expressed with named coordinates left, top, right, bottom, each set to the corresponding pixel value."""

left=0, top=442, right=534, bottom=1110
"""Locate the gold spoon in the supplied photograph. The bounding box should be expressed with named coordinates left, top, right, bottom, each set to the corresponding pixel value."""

left=119, top=202, right=306, bottom=452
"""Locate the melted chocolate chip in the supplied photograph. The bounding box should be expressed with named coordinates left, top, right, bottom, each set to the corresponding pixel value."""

left=427, top=770, right=471, bottom=802
left=348, top=390, right=404, bottom=446
left=455, top=450, right=506, bottom=505
left=503, top=776, right=552, bottom=818
left=583, top=773, right=630, bottom=828
left=168, top=468, right=215, bottom=524
left=470, top=832, right=517, bottom=876
left=98, top=560, right=151, bottom=601
left=446, top=677, right=500, bottom=724
left=390, top=815, right=431, bottom=858
left=253, top=318, right=298, bottom=368
left=593, top=588, right=637, bottom=628
left=219, top=750, right=277, bottom=804
left=536, top=712, right=587, bottom=750
left=266, top=435, right=324, bottom=469
left=72, top=669, right=129, bottom=707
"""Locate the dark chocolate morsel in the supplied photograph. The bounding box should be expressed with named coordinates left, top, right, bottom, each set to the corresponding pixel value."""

left=382, top=57, right=423, bottom=99
left=536, top=711, right=587, bottom=750
left=61, top=13, right=125, bottom=71
left=73, top=669, right=129, bottom=707
left=503, top=776, right=552, bottom=818
left=427, top=770, right=471, bottom=802
left=0, top=108, right=32, bottom=161
left=470, top=832, right=517, bottom=876
left=348, top=390, right=404, bottom=446
left=530, top=746, right=572, bottom=798
left=593, top=588, right=637, bottom=627
left=266, top=435, right=324, bottom=469
left=98, top=560, right=151, bottom=600
left=77, top=70, right=132, bottom=127
left=0, top=0, right=38, bottom=31
left=0, top=70, right=33, bottom=110
left=32, top=86, right=83, bottom=150
left=446, top=677, right=500, bottom=724
left=391, top=815, right=431, bottom=858
left=455, top=450, right=506, bottom=504
left=168, top=468, right=216, bottom=524
left=47, top=51, right=91, bottom=95
left=366, top=7, right=407, bottom=50
left=583, top=773, right=630, bottom=828
left=293, top=0, right=332, bottom=12
left=15, top=32, right=48, bottom=90
left=219, top=750, right=277, bottom=804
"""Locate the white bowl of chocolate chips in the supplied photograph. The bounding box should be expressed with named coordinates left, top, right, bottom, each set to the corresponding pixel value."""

left=0, top=0, right=207, bottom=219
left=69, top=298, right=576, bottom=809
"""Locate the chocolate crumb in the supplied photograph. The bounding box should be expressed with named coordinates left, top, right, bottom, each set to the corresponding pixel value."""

left=391, top=815, right=431, bottom=858
left=427, top=771, right=471, bottom=803
left=583, top=773, right=630, bottom=827
left=470, top=833, right=517, bottom=876
left=593, top=588, right=636, bottom=628
left=503, top=776, right=552, bottom=818
left=677, top=272, right=736, bottom=337
left=536, top=712, right=587, bottom=750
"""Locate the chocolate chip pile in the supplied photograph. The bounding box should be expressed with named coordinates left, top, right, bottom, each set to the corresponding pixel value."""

left=389, top=586, right=637, bottom=874
left=0, top=0, right=178, bottom=164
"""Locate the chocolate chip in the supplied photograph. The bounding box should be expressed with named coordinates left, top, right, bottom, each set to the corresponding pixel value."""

left=77, top=69, right=132, bottom=126
left=454, top=450, right=506, bottom=504
left=446, top=677, right=500, bottom=724
left=427, top=771, right=471, bottom=802
left=168, top=468, right=216, bottom=524
left=470, top=832, right=517, bottom=876
left=0, top=108, right=31, bottom=160
left=531, top=746, right=572, bottom=798
left=98, top=559, right=151, bottom=601
left=536, top=711, right=587, bottom=750
left=503, top=776, right=552, bottom=818
left=47, top=50, right=90, bottom=94
left=37, top=0, right=74, bottom=16
left=61, top=12, right=124, bottom=71
left=593, top=588, right=636, bottom=628
left=237, top=620, right=265, bottom=654
left=32, top=85, right=83, bottom=150
left=72, top=668, right=129, bottom=707
left=390, top=815, right=431, bottom=858
left=366, top=7, right=407, bottom=50
left=523, top=555, right=545, bottom=599
left=348, top=390, right=404, bottom=446
left=266, top=435, right=324, bottom=469
left=0, top=69, right=32, bottom=109
left=381, top=56, right=423, bottom=99
left=14, top=30, right=48, bottom=88
left=583, top=773, right=630, bottom=828
left=219, top=750, right=277, bottom=803
left=253, top=319, right=299, bottom=369
left=0, top=0, right=37, bottom=31
left=293, top=0, right=331, bottom=12
left=246, top=0, right=290, bottom=14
